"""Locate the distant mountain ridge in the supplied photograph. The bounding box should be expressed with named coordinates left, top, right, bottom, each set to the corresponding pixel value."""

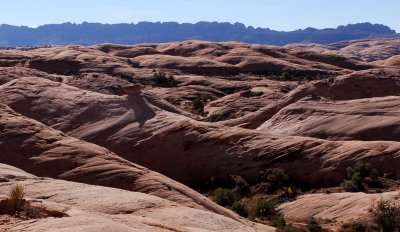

left=0, top=22, right=398, bottom=47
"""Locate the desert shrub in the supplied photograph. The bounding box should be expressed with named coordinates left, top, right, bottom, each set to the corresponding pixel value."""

left=341, top=161, right=384, bottom=192
left=278, top=187, right=299, bottom=203
left=23, top=204, right=42, bottom=219
left=277, top=72, right=291, bottom=80
left=372, top=199, right=400, bottom=232
left=127, top=59, right=140, bottom=68
left=341, top=180, right=360, bottom=192
left=192, top=96, right=205, bottom=114
left=340, top=221, right=377, bottom=232
left=54, top=76, right=63, bottom=82
left=231, top=201, right=248, bottom=217
left=117, top=74, right=135, bottom=83
left=307, top=217, right=323, bottom=232
left=271, top=215, right=286, bottom=228
left=253, top=199, right=278, bottom=220
left=261, top=168, right=289, bottom=192
left=206, top=111, right=235, bottom=122
left=213, top=188, right=242, bottom=207
left=153, top=70, right=178, bottom=87
left=9, top=185, right=25, bottom=214
left=63, top=69, right=72, bottom=75
left=268, top=213, right=302, bottom=232
left=277, top=224, right=302, bottom=232
left=231, top=175, right=250, bottom=195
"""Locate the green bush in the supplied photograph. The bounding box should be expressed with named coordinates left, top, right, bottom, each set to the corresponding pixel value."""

left=152, top=70, right=178, bottom=87
left=307, top=217, right=323, bottom=232
left=271, top=215, right=286, bottom=228
left=270, top=215, right=302, bottom=232
left=261, top=168, right=289, bottom=192
left=213, top=188, right=241, bottom=207
left=341, top=180, right=360, bottom=192
left=277, top=224, right=302, bottom=232
left=340, top=220, right=376, bottom=232
left=280, top=187, right=299, bottom=201
left=254, top=199, right=278, bottom=220
left=231, top=201, right=248, bottom=217
left=127, top=59, right=140, bottom=68
left=192, top=96, right=205, bottom=114
left=372, top=199, right=400, bottom=232
left=341, top=161, right=384, bottom=192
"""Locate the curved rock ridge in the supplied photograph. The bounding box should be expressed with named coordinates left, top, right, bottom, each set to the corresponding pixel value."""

left=0, top=40, right=376, bottom=79
left=2, top=77, right=400, bottom=189
left=257, top=95, right=400, bottom=141
left=278, top=191, right=400, bottom=230
left=0, top=102, right=249, bottom=221
left=285, top=38, right=400, bottom=62
left=0, top=164, right=272, bottom=232
left=375, top=55, right=400, bottom=67
left=94, top=40, right=373, bottom=75
left=223, top=68, right=400, bottom=129
left=0, top=45, right=135, bottom=77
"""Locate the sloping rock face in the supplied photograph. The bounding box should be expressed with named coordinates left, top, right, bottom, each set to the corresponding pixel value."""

left=2, top=77, right=400, bottom=189
left=0, top=164, right=272, bottom=232
left=223, top=68, right=400, bottom=129
left=285, top=38, right=400, bottom=62
left=257, top=96, right=400, bottom=141
left=95, top=40, right=374, bottom=76
left=375, top=55, right=400, bottom=67
left=1, top=40, right=375, bottom=79
left=278, top=191, right=400, bottom=230
left=0, top=102, right=248, bottom=221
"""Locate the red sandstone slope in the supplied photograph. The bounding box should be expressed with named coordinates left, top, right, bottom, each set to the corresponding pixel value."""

left=0, top=102, right=253, bottom=223
left=285, top=38, right=400, bottom=63
left=257, top=95, right=400, bottom=141
left=94, top=40, right=373, bottom=75
left=1, top=77, right=400, bottom=189
left=0, top=164, right=272, bottom=231
left=223, top=68, right=400, bottom=129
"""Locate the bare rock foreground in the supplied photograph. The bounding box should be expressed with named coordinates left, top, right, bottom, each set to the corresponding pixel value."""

left=0, top=164, right=271, bottom=231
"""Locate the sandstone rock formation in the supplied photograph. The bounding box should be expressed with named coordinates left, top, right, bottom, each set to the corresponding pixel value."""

left=0, top=103, right=251, bottom=222
left=0, top=164, right=272, bottom=231
left=279, top=191, right=400, bottom=230
left=1, top=38, right=400, bottom=231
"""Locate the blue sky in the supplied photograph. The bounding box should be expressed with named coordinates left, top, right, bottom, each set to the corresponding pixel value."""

left=1, top=0, right=399, bottom=32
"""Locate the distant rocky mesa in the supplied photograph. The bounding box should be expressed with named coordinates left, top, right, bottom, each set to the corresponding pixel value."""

left=0, top=22, right=398, bottom=47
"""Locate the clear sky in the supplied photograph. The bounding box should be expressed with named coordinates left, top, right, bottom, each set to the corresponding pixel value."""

left=1, top=0, right=399, bottom=32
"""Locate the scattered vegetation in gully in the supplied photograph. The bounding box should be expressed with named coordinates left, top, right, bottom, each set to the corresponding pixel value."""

left=127, top=59, right=140, bottom=68
left=340, top=161, right=397, bottom=193
left=117, top=74, right=135, bottom=84
left=257, top=71, right=336, bottom=81
left=115, top=69, right=336, bottom=121
left=111, top=65, right=400, bottom=231
left=118, top=69, right=179, bottom=87
left=191, top=96, right=206, bottom=115
left=339, top=199, right=400, bottom=232
left=208, top=162, right=400, bottom=231
left=210, top=168, right=302, bottom=230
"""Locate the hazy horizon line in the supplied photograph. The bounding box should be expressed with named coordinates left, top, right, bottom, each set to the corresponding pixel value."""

left=1, top=21, right=397, bottom=33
